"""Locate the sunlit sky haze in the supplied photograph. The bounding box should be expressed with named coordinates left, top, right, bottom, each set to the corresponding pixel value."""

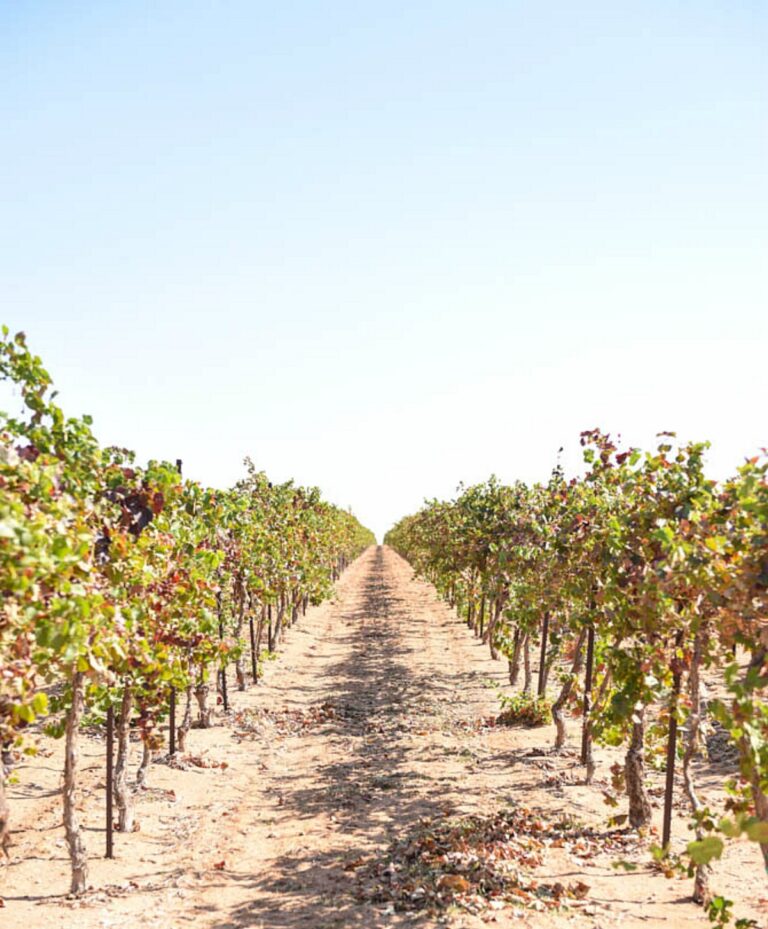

left=1, top=2, right=766, bottom=539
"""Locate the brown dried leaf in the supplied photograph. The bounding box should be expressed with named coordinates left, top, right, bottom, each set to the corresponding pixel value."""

left=570, top=880, right=590, bottom=900
left=343, top=857, right=365, bottom=871
left=437, top=875, right=471, bottom=893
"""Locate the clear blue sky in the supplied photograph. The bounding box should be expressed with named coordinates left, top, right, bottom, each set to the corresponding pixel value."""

left=1, top=2, right=766, bottom=539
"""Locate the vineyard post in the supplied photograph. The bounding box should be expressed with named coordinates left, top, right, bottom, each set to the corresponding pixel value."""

left=249, top=614, right=257, bottom=682
left=662, top=634, right=684, bottom=850
left=168, top=457, right=183, bottom=756
left=580, top=624, right=595, bottom=765
left=105, top=704, right=114, bottom=859
left=168, top=688, right=176, bottom=755
left=267, top=603, right=273, bottom=652
left=538, top=611, right=550, bottom=697
left=254, top=604, right=266, bottom=683
left=218, top=603, right=228, bottom=713
left=277, top=593, right=286, bottom=646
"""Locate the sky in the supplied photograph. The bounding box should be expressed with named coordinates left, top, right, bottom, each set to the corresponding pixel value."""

left=1, top=1, right=766, bottom=540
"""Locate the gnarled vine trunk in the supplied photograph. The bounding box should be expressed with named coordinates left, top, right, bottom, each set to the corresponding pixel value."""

left=0, top=772, right=9, bottom=859
left=272, top=595, right=286, bottom=650
left=740, top=646, right=768, bottom=872
left=195, top=674, right=214, bottom=728
left=682, top=630, right=710, bottom=903
left=540, top=631, right=559, bottom=695
left=625, top=706, right=652, bottom=828
left=485, top=596, right=503, bottom=660
left=508, top=628, right=523, bottom=686
left=749, top=775, right=768, bottom=873
left=552, top=628, right=587, bottom=751
left=522, top=635, right=532, bottom=694
left=481, top=595, right=493, bottom=645
left=583, top=668, right=612, bottom=785
left=177, top=683, right=193, bottom=752
left=136, top=739, right=152, bottom=790
left=234, top=658, right=247, bottom=690
left=467, top=593, right=475, bottom=630
left=114, top=684, right=135, bottom=832
left=63, top=670, right=88, bottom=895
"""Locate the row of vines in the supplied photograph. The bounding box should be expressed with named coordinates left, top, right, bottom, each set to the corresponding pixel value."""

left=0, top=328, right=374, bottom=894
left=385, top=429, right=767, bottom=911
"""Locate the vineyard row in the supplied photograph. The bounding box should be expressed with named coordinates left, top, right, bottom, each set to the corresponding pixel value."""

left=385, top=429, right=768, bottom=911
left=0, top=328, right=375, bottom=895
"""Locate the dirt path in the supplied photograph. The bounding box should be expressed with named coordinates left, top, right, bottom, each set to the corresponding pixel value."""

left=2, top=546, right=764, bottom=928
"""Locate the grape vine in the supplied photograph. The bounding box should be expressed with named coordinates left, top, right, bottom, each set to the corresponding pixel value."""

left=385, top=429, right=768, bottom=906
left=0, top=327, right=374, bottom=894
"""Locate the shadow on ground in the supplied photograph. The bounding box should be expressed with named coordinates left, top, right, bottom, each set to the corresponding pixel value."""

left=201, top=547, right=467, bottom=929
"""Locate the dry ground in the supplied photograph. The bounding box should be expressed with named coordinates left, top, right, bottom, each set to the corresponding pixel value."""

left=2, top=546, right=765, bottom=928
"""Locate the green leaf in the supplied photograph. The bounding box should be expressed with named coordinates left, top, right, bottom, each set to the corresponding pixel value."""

left=744, top=820, right=768, bottom=844
left=719, top=816, right=744, bottom=838
left=611, top=859, right=638, bottom=872
left=687, top=836, right=724, bottom=865
left=16, top=704, right=35, bottom=723
left=31, top=692, right=49, bottom=715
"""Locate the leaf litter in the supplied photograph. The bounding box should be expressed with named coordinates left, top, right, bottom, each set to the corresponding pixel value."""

left=355, top=803, right=641, bottom=918
left=231, top=701, right=339, bottom=741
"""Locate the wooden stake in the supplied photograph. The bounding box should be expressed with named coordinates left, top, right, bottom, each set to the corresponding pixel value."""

left=581, top=625, right=595, bottom=764
left=663, top=636, right=684, bottom=849
left=169, top=688, right=176, bottom=756
left=249, top=615, right=257, bottom=682
left=538, top=611, right=550, bottom=697
left=105, top=704, right=114, bottom=859
left=219, top=616, right=229, bottom=713
left=169, top=458, right=182, bottom=755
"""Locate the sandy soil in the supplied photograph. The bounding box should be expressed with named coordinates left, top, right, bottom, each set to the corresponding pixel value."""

left=2, top=546, right=765, bottom=929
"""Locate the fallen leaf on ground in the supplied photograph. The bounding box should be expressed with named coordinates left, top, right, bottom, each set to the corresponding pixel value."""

left=438, top=875, right=471, bottom=893
left=343, top=857, right=366, bottom=871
